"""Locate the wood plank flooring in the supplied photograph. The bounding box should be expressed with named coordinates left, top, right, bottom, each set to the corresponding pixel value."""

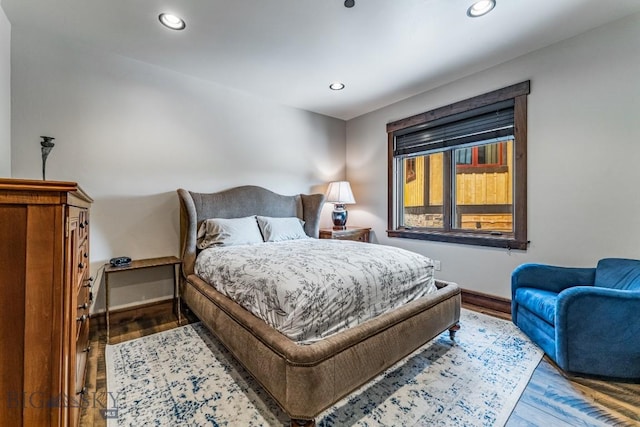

left=466, top=304, right=640, bottom=426
left=80, top=303, right=640, bottom=427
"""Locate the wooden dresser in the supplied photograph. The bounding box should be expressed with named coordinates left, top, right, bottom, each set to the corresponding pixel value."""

left=0, top=178, right=93, bottom=427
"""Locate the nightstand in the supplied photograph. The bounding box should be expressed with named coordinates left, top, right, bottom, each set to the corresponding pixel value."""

left=319, top=226, right=371, bottom=242
left=104, top=256, right=182, bottom=343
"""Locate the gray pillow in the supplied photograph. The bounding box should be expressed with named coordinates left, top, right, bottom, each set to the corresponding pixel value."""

left=257, top=216, right=308, bottom=242
left=197, top=216, right=263, bottom=249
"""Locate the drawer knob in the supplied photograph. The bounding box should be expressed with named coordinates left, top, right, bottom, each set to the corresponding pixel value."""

left=84, top=253, right=88, bottom=258
left=77, top=314, right=87, bottom=322
left=79, top=223, right=85, bottom=229
left=84, top=276, right=94, bottom=288
left=89, top=291, right=94, bottom=302
left=78, top=303, right=88, bottom=310
left=78, top=262, right=85, bottom=269
left=84, top=346, right=91, bottom=353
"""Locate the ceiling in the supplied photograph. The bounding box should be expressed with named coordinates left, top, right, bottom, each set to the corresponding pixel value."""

left=3, top=0, right=640, bottom=120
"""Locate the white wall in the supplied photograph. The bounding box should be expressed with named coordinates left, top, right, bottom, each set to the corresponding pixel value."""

left=0, top=5, right=10, bottom=177
left=10, top=28, right=345, bottom=311
left=346, top=13, right=640, bottom=299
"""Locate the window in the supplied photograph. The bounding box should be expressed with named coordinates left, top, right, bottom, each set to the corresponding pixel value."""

left=455, top=142, right=507, bottom=171
left=387, top=81, right=530, bottom=249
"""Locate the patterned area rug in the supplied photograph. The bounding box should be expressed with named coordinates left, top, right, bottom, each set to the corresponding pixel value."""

left=105, top=309, right=542, bottom=426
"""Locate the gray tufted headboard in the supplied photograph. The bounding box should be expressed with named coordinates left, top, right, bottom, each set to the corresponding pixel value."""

left=177, top=185, right=325, bottom=277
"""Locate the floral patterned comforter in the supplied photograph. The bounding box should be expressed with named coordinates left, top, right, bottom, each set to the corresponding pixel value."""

left=194, top=239, right=436, bottom=344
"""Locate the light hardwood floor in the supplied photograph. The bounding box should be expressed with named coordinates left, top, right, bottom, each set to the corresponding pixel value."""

left=466, top=304, right=640, bottom=427
left=80, top=302, right=640, bottom=426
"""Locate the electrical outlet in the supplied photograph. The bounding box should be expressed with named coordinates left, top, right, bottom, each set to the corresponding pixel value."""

left=434, top=260, right=441, bottom=271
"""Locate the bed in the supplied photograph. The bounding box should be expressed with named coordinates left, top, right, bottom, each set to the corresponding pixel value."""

left=177, top=185, right=461, bottom=426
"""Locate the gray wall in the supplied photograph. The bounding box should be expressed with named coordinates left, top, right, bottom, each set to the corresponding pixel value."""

left=10, top=28, right=345, bottom=311
left=9, top=11, right=640, bottom=307
left=346, top=13, right=640, bottom=299
left=0, top=5, right=9, bottom=177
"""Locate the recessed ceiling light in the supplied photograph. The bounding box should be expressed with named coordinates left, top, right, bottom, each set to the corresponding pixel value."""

left=467, top=0, right=496, bottom=18
left=329, top=82, right=345, bottom=91
left=159, top=13, right=186, bottom=30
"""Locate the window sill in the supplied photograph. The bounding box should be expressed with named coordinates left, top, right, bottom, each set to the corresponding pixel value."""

left=387, top=229, right=528, bottom=250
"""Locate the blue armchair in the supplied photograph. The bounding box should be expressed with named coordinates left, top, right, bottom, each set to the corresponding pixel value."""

left=511, top=258, right=640, bottom=379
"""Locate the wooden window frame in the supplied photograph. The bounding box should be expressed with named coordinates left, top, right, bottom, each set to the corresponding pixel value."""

left=386, top=81, right=530, bottom=250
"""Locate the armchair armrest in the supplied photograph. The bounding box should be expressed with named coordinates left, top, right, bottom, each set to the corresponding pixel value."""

left=555, top=287, right=640, bottom=378
left=511, top=263, right=595, bottom=297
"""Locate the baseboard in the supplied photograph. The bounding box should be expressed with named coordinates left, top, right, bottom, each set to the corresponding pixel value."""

left=461, top=288, right=511, bottom=315
left=91, top=298, right=174, bottom=326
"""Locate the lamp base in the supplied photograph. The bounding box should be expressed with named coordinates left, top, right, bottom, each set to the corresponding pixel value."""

left=332, top=204, right=348, bottom=229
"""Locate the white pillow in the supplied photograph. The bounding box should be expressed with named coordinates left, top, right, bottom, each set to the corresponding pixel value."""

left=257, top=216, right=308, bottom=242
left=196, top=216, right=263, bottom=249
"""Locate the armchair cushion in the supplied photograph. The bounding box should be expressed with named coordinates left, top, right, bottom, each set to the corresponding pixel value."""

left=514, top=288, right=557, bottom=325
left=594, top=258, right=640, bottom=290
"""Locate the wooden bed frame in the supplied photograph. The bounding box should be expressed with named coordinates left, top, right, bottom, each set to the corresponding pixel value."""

left=177, top=185, right=461, bottom=426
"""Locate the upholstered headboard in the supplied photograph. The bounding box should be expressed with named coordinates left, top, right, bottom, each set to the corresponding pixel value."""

left=177, top=185, right=325, bottom=276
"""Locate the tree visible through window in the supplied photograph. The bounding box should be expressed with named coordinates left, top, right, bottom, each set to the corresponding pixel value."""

left=387, top=82, right=530, bottom=249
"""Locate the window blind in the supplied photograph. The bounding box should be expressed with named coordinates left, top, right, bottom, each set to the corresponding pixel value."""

left=394, top=99, right=515, bottom=157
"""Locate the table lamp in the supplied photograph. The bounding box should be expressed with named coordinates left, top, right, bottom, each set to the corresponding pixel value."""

left=325, top=181, right=356, bottom=229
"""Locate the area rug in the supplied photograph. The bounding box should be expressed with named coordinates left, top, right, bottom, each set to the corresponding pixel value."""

left=105, top=309, right=542, bottom=426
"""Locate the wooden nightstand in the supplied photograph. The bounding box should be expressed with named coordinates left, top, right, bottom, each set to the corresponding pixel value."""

left=319, top=226, right=371, bottom=242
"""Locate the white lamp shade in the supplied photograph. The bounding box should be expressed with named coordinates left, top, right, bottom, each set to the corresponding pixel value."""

left=325, top=181, right=356, bottom=204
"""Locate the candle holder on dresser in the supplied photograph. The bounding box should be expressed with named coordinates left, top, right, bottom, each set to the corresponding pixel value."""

left=40, top=136, right=55, bottom=180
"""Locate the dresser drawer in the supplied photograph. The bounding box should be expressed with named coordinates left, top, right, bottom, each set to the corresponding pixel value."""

left=78, top=209, right=89, bottom=241
left=76, top=282, right=90, bottom=328
left=319, top=227, right=371, bottom=242
left=337, top=230, right=369, bottom=242
left=76, top=241, right=89, bottom=289
left=75, top=317, right=90, bottom=395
